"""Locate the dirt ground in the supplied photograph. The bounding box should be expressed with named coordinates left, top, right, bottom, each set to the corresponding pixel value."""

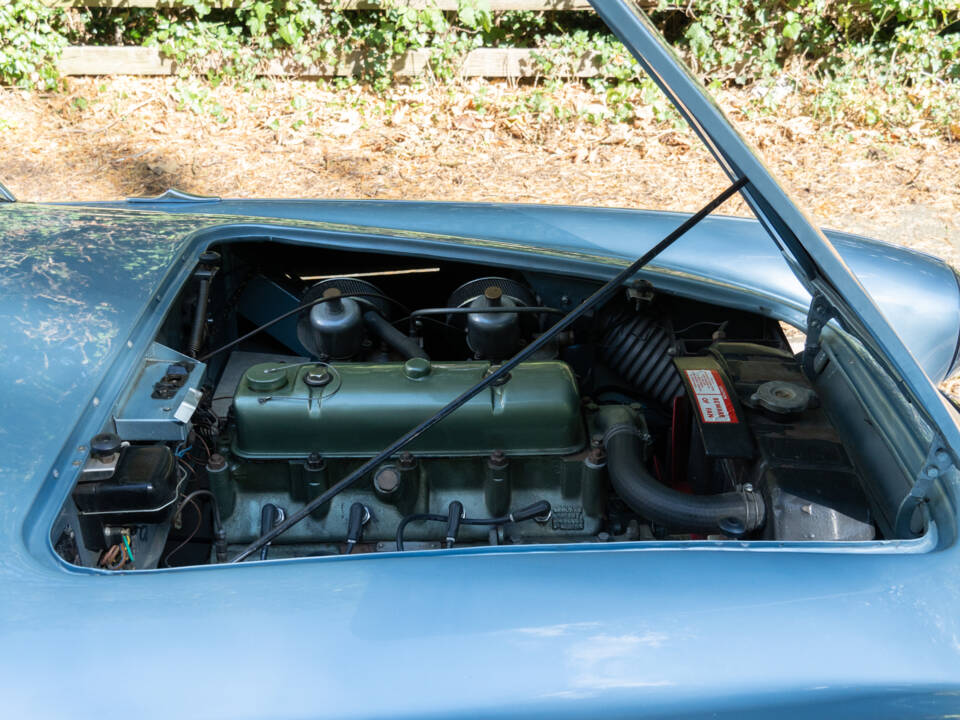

left=2, top=75, right=959, bottom=392
left=1, top=77, right=957, bottom=258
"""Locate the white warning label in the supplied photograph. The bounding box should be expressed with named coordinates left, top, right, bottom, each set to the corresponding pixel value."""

left=684, top=368, right=738, bottom=424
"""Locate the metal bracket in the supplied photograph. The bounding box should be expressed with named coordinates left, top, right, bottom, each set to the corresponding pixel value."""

left=625, top=279, right=655, bottom=308
left=894, top=440, right=953, bottom=537
left=802, top=291, right=836, bottom=376
left=113, top=342, right=206, bottom=441
left=78, top=453, right=119, bottom=483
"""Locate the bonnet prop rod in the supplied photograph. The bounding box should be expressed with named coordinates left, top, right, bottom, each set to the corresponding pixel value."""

left=231, top=176, right=748, bottom=562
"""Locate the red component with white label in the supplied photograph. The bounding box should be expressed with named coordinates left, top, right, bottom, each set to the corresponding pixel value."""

left=683, top=368, right=738, bottom=424
left=674, top=355, right=754, bottom=459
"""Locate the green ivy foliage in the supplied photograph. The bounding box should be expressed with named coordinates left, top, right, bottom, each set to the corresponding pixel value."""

left=141, top=0, right=496, bottom=87
left=657, top=0, right=960, bottom=129
left=664, top=0, right=960, bottom=85
left=0, top=0, right=69, bottom=90
left=1, top=0, right=958, bottom=131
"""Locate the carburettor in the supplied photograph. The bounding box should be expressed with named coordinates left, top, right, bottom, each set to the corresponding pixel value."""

left=211, top=357, right=607, bottom=553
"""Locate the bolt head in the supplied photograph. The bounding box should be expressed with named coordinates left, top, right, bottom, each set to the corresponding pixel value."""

left=375, top=468, right=401, bottom=493
left=304, top=367, right=331, bottom=387
left=207, top=453, right=227, bottom=471
left=588, top=446, right=607, bottom=464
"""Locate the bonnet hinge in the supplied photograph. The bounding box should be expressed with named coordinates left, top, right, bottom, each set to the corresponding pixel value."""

left=894, top=440, right=953, bottom=537
left=802, top=292, right=837, bottom=377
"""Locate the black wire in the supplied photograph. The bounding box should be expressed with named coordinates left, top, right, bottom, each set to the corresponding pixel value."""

left=411, top=306, right=565, bottom=318
left=231, top=177, right=748, bottom=563
left=396, top=306, right=563, bottom=336
left=461, top=515, right=512, bottom=526
left=391, top=307, right=562, bottom=332
left=198, top=291, right=410, bottom=363
left=391, top=314, right=464, bottom=333
left=673, top=320, right=725, bottom=335
left=395, top=513, right=446, bottom=551
left=394, top=510, right=540, bottom=551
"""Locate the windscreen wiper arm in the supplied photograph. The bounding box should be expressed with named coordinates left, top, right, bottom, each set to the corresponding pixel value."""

left=231, top=176, right=749, bottom=562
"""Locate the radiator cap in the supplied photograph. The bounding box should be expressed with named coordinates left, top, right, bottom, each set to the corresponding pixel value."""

left=751, top=381, right=815, bottom=415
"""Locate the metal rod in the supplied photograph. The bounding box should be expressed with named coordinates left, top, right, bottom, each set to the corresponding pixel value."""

left=188, top=276, right=213, bottom=358
left=411, top=306, right=565, bottom=317
left=231, top=177, right=748, bottom=562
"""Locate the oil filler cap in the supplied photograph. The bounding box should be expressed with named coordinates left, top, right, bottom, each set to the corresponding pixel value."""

left=404, top=357, right=431, bottom=379
left=750, top=381, right=815, bottom=415
left=245, top=364, right=289, bottom=392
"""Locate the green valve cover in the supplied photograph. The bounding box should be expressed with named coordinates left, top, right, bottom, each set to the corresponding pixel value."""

left=233, top=359, right=586, bottom=458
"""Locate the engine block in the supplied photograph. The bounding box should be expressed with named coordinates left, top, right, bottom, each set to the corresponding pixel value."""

left=213, top=359, right=605, bottom=553
left=232, top=359, right=585, bottom=457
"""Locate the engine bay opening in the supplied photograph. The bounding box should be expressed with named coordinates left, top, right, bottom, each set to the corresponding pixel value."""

left=52, top=238, right=904, bottom=570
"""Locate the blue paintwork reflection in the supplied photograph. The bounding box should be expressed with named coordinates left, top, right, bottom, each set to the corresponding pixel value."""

left=78, top=197, right=960, bottom=380
left=2, top=545, right=960, bottom=717
left=0, top=205, right=199, bottom=535
left=2, top=202, right=960, bottom=717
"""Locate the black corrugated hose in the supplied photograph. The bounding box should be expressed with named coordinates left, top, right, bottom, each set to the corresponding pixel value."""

left=600, top=313, right=685, bottom=406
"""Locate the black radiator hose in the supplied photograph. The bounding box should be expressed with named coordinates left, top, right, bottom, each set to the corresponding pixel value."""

left=599, top=407, right=765, bottom=536
left=364, top=310, right=429, bottom=360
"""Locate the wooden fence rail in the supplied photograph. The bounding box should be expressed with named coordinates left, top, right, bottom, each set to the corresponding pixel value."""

left=58, top=46, right=610, bottom=77
left=51, top=0, right=660, bottom=77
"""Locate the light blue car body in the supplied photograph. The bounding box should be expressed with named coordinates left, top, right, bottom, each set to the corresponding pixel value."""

left=2, top=1, right=960, bottom=717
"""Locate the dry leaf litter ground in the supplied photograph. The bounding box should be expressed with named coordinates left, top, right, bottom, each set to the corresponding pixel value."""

left=2, top=76, right=959, bottom=394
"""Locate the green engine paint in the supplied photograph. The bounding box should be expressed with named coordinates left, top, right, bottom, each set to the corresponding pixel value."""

left=216, top=359, right=612, bottom=548
left=233, top=359, right=585, bottom=457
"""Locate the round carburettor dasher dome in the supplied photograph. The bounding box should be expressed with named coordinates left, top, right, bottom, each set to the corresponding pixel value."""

left=446, top=277, right=537, bottom=361
left=296, top=277, right=391, bottom=360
